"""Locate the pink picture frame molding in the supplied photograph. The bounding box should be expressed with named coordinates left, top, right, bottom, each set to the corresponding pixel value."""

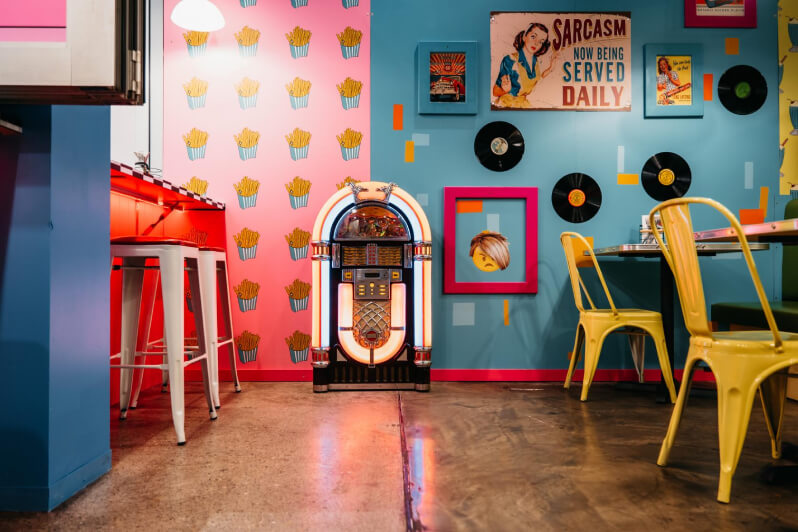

left=684, top=0, right=756, bottom=29
left=443, top=186, right=538, bottom=294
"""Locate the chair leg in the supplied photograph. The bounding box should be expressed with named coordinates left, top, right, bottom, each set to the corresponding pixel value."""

left=218, top=261, right=241, bottom=393
left=160, top=248, right=188, bottom=445
left=131, top=269, right=160, bottom=409
left=715, top=378, right=759, bottom=503
left=188, top=256, right=217, bottom=420
left=580, top=327, right=607, bottom=402
left=759, top=372, right=788, bottom=460
left=652, top=333, right=678, bottom=403
left=658, top=352, right=699, bottom=467
left=119, top=257, right=145, bottom=420
left=564, top=324, right=584, bottom=390
left=198, top=252, right=221, bottom=408
left=629, top=334, right=646, bottom=384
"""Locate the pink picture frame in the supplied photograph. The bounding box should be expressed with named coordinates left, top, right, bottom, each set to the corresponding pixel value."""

left=444, top=187, right=538, bottom=294
left=684, top=0, right=756, bottom=28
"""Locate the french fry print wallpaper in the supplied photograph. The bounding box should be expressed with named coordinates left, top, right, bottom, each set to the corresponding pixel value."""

left=164, top=0, right=370, bottom=373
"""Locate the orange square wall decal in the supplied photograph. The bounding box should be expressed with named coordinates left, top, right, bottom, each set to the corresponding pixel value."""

left=393, top=104, right=403, bottom=130
left=456, top=200, right=483, bottom=213
left=725, top=38, right=739, bottom=55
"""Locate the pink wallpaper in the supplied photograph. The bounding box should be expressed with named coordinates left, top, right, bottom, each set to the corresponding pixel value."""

left=164, top=0, right=370, bottom=373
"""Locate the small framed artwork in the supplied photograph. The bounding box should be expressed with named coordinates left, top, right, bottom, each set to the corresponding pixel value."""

left=444, top=187, right=538, bottom=294
left=684, top=0, right=756, bottom=28
left=417, top=41, right=478, bottom=115
left=644, top=44, right=704, bottom=118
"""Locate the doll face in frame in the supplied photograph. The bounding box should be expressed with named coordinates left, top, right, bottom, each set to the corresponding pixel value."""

left=471, top=245, right=500, bottom=272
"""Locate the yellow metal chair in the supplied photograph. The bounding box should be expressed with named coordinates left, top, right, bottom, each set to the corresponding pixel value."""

left=560, top=232, right=678, bottom=402
left=650, top=197, right=798, bottom=503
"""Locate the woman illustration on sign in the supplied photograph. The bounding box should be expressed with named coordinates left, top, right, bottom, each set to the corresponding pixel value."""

left=493, top=22, right=557, bottom=109
left=656, top=57, right=681, bottom=105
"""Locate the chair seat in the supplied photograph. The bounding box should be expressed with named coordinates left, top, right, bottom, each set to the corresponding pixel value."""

left=583, top=308, right=661, bottom=317
left=711, top=301, right=798, bottom=333
left=112, top=236, right=198, bottom=247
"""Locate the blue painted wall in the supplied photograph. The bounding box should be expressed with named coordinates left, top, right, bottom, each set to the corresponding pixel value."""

left=371, top=0, right=782, bottom=371
left=0, top=105, right=111, bottom=511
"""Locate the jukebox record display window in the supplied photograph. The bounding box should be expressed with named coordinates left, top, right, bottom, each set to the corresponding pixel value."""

left=444, top=187, right=538, bottom=294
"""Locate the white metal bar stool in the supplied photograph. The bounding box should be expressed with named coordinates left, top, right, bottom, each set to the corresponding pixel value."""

left=110, top=236, right=217, bottom=445
left=130, top=246, right=241, bottom=410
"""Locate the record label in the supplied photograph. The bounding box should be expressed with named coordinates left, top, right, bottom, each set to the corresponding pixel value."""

left=474, top=121, right=524, bottom=171
left=491, top=137, right=509, bottom=156
left=718, top=65, right=767, bottom=115
left=552, top=173, right=601, bottom=223
left=568, top=189, right=586, bottom=207
left=658, top=169, right=675, bottom=186
left=641, top=152, right=691, bottom=201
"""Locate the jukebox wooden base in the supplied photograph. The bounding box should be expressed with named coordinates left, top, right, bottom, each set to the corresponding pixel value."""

left=312, top=348, right=430, bottom=392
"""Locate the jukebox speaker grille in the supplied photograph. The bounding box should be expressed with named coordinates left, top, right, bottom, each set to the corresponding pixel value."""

left=342, top=246, right=366, bottom=266
left=352, top=300, right=391, bottom=348
left=377, top=247, right=403, bottom=266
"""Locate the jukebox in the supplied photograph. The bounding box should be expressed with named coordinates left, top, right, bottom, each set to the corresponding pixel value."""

left=310, top=181, right=432, bottom=392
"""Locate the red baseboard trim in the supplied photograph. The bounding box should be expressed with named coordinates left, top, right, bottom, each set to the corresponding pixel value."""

left=429, top=368, right=714, bottom=382
left=187, top=368, right=715, bottom=383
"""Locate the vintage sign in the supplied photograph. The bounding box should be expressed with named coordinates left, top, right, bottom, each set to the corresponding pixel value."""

left=490, top=12, right=631, bottom=111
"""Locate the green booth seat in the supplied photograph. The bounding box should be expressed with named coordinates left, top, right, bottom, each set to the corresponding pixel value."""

left=711, top=199, right=798, bottom=332
left=710, top=199, right=798, bottom=400
left=712, top=301, right=798, bottom=332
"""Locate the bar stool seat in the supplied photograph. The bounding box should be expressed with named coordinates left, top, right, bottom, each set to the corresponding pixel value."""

left=110, top=237, right=216, bottom=445
left=112, top=236, right=199, bottom=247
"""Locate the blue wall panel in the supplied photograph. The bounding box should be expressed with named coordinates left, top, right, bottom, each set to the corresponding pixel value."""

left=0, top=105, right=111, bottom=511
left=371, top=0, right=780, bottom=371
left=47, top=106, right=111, bottom=510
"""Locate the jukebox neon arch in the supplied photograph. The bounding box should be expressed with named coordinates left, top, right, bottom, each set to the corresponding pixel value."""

left=310, top=181, right=432, bottom=392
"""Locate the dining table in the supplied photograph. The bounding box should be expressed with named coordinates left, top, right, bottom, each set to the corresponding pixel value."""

left=589, top=241, right=769, bottom=403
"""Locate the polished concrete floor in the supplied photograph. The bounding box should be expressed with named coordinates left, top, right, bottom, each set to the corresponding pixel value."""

left=2, top=382, right=798, bottom=531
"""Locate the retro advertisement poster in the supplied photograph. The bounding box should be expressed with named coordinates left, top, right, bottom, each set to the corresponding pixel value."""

left=490, top=12, right=631, bottom=111
left=429, top=52, right=467, bottom=103
left=695, top=0, right=745, bottom=18
left=655, top=55, right=693, bottom=106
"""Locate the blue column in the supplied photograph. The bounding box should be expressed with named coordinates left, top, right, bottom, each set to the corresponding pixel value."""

left=0, top=105, right=111, bottom=511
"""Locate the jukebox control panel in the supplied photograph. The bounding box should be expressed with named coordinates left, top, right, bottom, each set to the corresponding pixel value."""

left=342, top=269, right=402, bottom=300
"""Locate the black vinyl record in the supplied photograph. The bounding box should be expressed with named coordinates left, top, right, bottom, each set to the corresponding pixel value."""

left=551, top=173, right=602, bottom=223
left=474, top=121, right=525, bottom=171
left=718, top=65, right=767, bottom=115
left=641, top=152, right=692, bottom=201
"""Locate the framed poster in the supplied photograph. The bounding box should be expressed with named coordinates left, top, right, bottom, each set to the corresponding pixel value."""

left=644, top=44, right=704, bottom=118
left=684, top=0, right=756, bottom=28
left=490, top=11, right=631, bottom=111
left=417, top=41, right=478, bottom=114
left=444, top=187, right=538, bottom=294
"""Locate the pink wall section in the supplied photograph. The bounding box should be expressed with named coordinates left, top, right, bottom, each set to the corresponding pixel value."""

left=163, top=0, right=370, bottom=374
left=0, top=0, right=66, bottom=42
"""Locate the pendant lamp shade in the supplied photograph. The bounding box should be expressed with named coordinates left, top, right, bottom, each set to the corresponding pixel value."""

left=170, top=0, right=225, bottom=32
